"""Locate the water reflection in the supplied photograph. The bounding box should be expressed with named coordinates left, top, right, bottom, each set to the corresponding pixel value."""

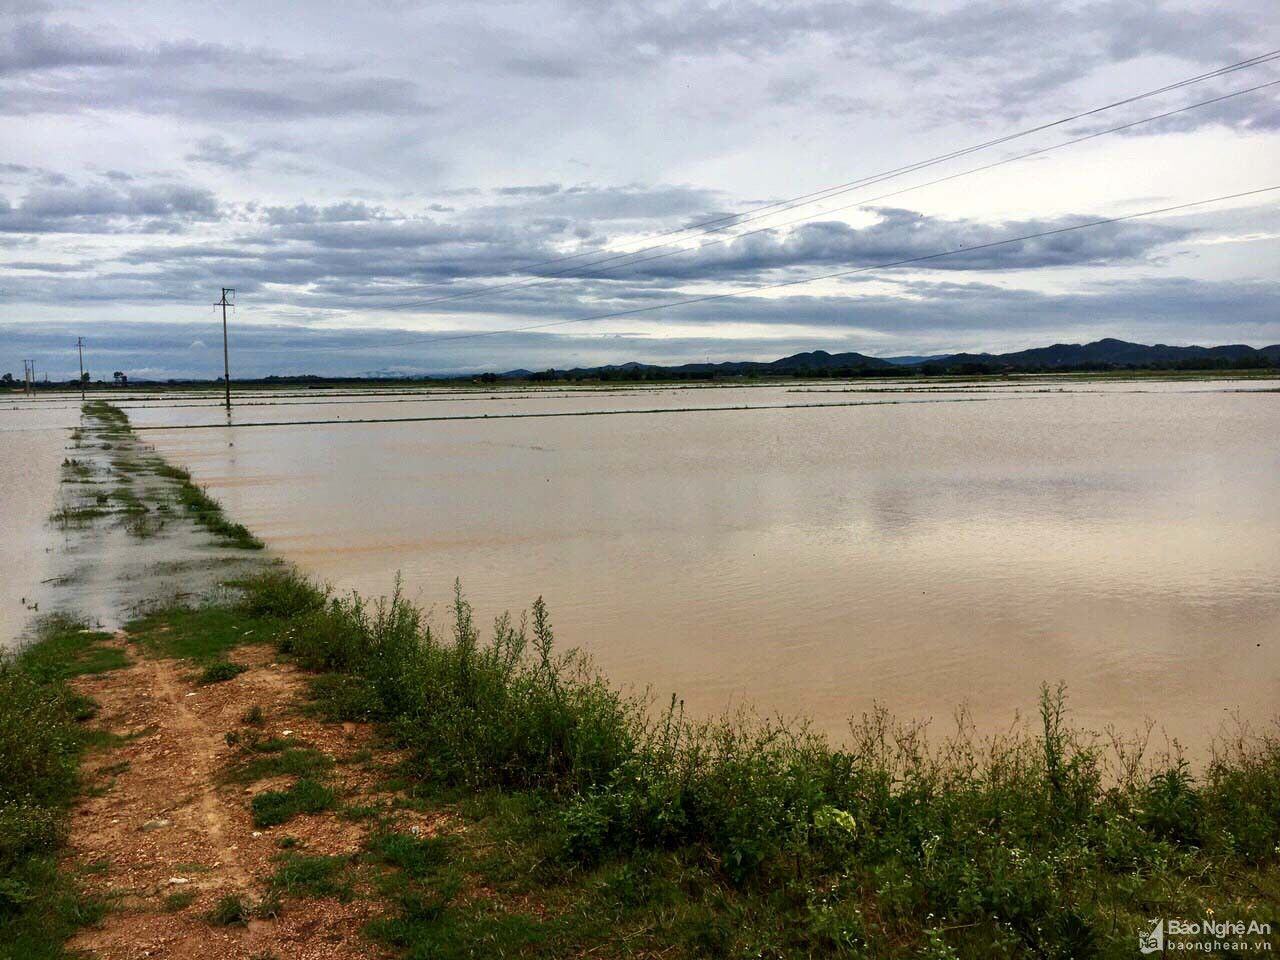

left=42, top=381, right=1280, bottom=750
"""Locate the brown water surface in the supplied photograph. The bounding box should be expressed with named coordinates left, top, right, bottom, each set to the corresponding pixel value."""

left=52, top=380, right=1280, bottom=748
left=0, top=399, right=79, bottom=643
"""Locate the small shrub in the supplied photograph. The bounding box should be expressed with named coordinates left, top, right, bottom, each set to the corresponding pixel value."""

left=1138, top=762, right=1204, bottom=847
left=198, top=661, right=247, bottom=685
left=163, top=890, right=196, bottom=912
left=237, top=569, right=327, bottom=620
left=206, top=893, right=249, bottom=926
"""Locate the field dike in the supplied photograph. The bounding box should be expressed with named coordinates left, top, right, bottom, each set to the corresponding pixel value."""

left=1, top=401, right=1277, bottom=959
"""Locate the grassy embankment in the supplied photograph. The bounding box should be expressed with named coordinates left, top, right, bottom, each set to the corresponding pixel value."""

left=99, top=571, right=1280, bottom=958
left=8, top=400, right=1279, bottom=957
left=0, top=618, right=127, bottom=959
left=1, top=399, right=268, bottom=957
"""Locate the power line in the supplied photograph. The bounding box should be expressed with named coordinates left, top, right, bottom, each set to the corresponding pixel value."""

left=386, top=48, right=1280, bottom=308
left=380, top=77, right=1280, bottom=309
left=351, top=184, right=1280, bottom=350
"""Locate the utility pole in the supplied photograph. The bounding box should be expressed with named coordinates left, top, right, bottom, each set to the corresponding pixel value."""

left=76, top=336, right=86, bottom=402
left=217, top=287, right=235, bottom=411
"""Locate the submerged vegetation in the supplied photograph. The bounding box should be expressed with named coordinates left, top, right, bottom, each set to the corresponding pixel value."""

left=70, top=402, right=263, bottom=549
left=156, top=462, right=264, bottom=550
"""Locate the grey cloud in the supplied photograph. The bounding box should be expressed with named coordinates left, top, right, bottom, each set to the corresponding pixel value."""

left=557, top=0, right=1271, bottom=129
left=0, top=15, right=424, bottom=119
left=566, top=207, right=1190, bottom=281
left=186, top=137, right=261, bottom=170
left=0, top=179, right=219, bottom=233
left=574, top=0, right=1259, bottom=67
left=0, top=18, right=131, bottom=74
left=1113, top=87, right=1280, bottom=135
left=263, top=202, right=390, bottom=225
left=0, top=195, right=1222, bottom=319
left=503, top=55, right=582, bottom=79
left=496, top=184, right=564, bottom=197
left=3, top=260, right=85, bottom=272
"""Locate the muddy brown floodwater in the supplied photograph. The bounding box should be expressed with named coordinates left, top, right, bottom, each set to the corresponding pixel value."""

left=0, top=398, right=80, bottom=644
left=22, top=379, right=1280, bottom=752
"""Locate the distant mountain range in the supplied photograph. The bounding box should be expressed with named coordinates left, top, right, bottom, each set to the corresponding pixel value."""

left=882, top=355, right=950, bottom=366
left=502, top=338, right=1280, bottom=379
left=934, top=338, right=1280, bottom=370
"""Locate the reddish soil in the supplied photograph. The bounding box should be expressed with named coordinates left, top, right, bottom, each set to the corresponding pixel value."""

left=66, top=640, right=397, bottom=959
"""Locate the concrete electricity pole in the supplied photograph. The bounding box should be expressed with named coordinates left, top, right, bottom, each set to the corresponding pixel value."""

left=217, top=287, right=235, bottom=411
left=76, top=336, right=86, bottom=402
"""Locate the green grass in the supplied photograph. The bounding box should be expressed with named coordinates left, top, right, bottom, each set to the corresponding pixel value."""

left=0, top=617, right=122, bottom=958
left=108, top=487, right=148, bottom=515
left=82, top=400, right=129, bottom=426
left=241, top=704, right=266, bottom=726
left=60, top=458, right=92, bottom=482
left=152, top=463, right=192, bottom=482
left=48, top=505, right=108, bottom=527
left=198, top=660, right=247, bottom=684
left=269, top=853, right=355, bottom=901
left=367, top=829, right=454, bottom=880
left=171, top=480, right=264, bottom=550
left=125, top=606, right=275, bottom=663
left=251, top=778, right=338, bottom=828
left=162, top=889, right=196, bottom=912
left=16, top=618, right=126, bottom=683
left=229, top=747, right=332, bottom=785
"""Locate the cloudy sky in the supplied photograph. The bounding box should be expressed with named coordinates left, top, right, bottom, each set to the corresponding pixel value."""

left=1, top=0, right=1277, bottom=379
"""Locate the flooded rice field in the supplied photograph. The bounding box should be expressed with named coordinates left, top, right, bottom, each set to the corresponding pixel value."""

left=6, top=377, right=1279, bottom=751
left=0, top=399, right=78, bottom=640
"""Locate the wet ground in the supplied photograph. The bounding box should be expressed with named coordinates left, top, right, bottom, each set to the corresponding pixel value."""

left=1, top=399, right=269, bottom=647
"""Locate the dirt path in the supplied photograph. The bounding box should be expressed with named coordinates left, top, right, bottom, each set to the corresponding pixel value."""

left=66, top=640, right=389, bottom=960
